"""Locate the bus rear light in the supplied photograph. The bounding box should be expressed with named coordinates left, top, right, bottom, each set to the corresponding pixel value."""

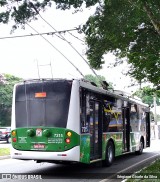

left=12, top=138, right=17, bottom=142
left=12, top=130, right=16, bottom=137
left=65, top=138, right=70, bottom=144
left=66, top=131, right=72, bottom=137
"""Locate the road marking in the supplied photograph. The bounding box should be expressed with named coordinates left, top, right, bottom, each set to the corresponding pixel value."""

left=99, top=153, right=160, bottom=182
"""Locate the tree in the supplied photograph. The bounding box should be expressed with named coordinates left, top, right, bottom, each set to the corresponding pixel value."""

left=133, top=86, right=160, bottom=106
left=83, top=1, right=160, bottom=86
left=0, top=0, right=159, bottom=86
left=0, top=74, right=5, bottom=84
left=0, top=0, right=99, bottom=31
left=0, top=74, right=22, bottom=126
left=84, top=74, right=113, bottom=89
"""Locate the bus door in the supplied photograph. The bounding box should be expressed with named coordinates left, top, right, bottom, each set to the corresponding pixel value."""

left=146, top=112, right=150, bottom=147
left=122, top=107, right=130, bottom=152
left=89, top=100, right=102, bottom=161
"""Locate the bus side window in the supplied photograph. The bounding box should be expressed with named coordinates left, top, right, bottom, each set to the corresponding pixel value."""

left=103, top=114, right=111, bottom=132
left=130, top=104, right=138, bottom=132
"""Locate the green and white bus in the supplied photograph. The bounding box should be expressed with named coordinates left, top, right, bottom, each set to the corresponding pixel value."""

left=11, top=79, right=150, bottom=166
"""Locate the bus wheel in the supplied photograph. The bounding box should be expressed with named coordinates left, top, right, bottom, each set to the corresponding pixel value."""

left=102, top=141, right=114, bottom=167
left=135, top=139, right=143, bottom=155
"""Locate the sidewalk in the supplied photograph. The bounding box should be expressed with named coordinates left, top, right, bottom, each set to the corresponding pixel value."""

left=0, top=155, right=10, bottom=160
left=149, top=139, right=160, bottom=152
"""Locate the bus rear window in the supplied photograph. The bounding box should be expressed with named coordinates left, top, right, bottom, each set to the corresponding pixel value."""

left=15, top=80, right=72, bottom=128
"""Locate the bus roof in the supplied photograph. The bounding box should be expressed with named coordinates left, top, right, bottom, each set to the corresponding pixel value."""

left=78, top=79, right=149, bottom=108
left=15, top=78, right=149, bottom=108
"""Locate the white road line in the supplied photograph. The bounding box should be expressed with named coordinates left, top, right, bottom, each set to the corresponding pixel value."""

left=99, top=153, right=160, bottom=182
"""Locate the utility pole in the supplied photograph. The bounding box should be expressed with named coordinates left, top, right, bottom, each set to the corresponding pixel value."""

left=36, top=60, right=40, bottom=79
left=153, top=92, right=158, bottom=139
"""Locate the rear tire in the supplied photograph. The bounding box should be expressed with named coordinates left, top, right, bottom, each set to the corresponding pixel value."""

left=102, top=141, right=114, bottom=167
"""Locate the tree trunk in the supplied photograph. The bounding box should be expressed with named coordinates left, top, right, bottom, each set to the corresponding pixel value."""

left=143, top=2, right=160, bottom=35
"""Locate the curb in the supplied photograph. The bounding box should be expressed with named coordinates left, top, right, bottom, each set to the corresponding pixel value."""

left=0, top=155, right=11, bottom=160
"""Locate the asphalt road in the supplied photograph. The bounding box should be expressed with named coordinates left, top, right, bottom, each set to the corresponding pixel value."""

left=0, top=139, right=160, bottom=182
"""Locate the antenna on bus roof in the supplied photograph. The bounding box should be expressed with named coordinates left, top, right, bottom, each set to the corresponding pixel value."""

left=36, top=60, right=54, bottom=79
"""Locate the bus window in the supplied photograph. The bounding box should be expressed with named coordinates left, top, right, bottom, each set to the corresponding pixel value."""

left=108, top=113, right=122, bottom=132
left=138, top=106, right=146, bottom=132
left=15, top=80, right=71, bottom=128
left=103, top=114, right=111, bottom=132
left=103, top=99, right=123, bottom=132
left=80, top=91, right=90, bottom=133
left=130, top=104, right=138, bottom=132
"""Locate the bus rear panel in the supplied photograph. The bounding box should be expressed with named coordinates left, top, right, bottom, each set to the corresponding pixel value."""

left=11, top=80, right=80, bottom=163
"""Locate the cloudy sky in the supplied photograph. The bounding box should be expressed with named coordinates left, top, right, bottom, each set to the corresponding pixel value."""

left=0, top=3, right=138, bottom=93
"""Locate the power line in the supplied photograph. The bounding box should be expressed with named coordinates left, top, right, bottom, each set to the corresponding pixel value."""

left=29, top=2, right=101, bottom=83
left=0, top=28, right=78, bottom=40
left=67, top=31, right=85, bottom=43
left=12, top=6, right=84, bottom=78
left=26, top=23, right=84, bottom=78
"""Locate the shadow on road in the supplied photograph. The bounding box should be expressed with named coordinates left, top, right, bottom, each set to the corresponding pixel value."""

left=23, top=150, right=160, bottom=179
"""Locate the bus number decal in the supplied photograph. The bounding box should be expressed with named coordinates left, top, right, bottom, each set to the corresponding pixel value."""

left=54, top=134, right=63, bottom=138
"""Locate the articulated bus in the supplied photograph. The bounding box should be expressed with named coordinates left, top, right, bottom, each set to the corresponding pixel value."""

left=11, top=79, right=150, bottom=166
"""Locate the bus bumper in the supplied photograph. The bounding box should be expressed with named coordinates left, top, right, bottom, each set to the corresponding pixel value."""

left=11, top=146, right=80, bottom=162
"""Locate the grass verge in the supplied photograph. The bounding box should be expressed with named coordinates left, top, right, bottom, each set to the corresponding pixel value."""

left=125, top=159, right=160, bottom=182
left=0, top=148, right=10, bottom=156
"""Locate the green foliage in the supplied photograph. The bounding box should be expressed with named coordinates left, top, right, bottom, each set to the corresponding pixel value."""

left=0, top=74, right=22, bottom=126
left=133, top=86, right=160, bottom=106
left=84, top=74, right=113, bottom=89
left=0, top=0, right=159, bottom=86
left=0, top=0, right=99, bottom=30
left=0, top=12, right=10, bottom=24
left=83, top=0, right=160, bottom=86
left=126, top=159, right=160, bottom=182
left=0, top=148, right=10, bottom=156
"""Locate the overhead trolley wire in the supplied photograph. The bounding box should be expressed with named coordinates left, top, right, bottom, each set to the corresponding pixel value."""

left=26, top=22, right=84, bottom=78
left=13, top=4, right=84, bottom=78
left=67, top=31, right=85, bottom=43
left=29, top=2, right=102, bottom=82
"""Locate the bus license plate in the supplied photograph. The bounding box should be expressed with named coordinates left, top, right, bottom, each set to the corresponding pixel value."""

left=34, top=144, right=45, bottom=149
